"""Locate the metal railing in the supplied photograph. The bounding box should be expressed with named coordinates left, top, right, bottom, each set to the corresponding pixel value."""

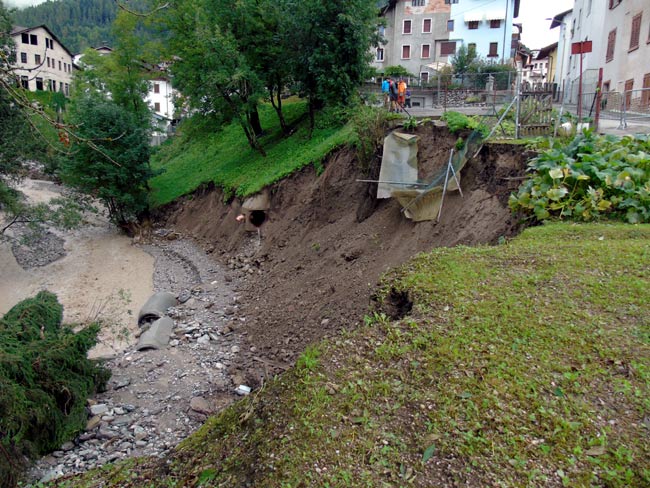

left=560, top=88, right=650, bottom=129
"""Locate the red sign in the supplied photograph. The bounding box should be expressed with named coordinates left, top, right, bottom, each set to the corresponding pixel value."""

left=571, top=41, right=593, bottom=54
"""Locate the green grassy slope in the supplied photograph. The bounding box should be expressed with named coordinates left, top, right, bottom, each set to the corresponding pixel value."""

left=56, top=223, right=650, bottom=488
left=149, top=101, right=354, bottom=207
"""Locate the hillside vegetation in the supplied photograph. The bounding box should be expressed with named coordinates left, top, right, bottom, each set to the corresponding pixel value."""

left=49, top=223, right=650, bottom=487
left=149, top=101, right=354, bottom=206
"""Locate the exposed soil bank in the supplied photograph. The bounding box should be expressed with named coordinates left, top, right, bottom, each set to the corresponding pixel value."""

left=163, top=126, right=533, bottom=385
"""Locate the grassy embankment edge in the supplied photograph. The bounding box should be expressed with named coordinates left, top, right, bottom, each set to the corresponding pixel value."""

left=52, top=223, right=650, bottom=488
left=148, top=100, right=354, bottom=207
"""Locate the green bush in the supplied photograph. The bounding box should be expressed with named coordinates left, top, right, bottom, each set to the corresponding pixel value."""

left=0, top=291, right=110, bottom=487
left=509, top=131, right=650, bottom=223
left=441, top=111, right=489, bottom=138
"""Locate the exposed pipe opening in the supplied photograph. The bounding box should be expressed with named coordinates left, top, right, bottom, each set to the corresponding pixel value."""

left=249, top=210, right=266, bottom=227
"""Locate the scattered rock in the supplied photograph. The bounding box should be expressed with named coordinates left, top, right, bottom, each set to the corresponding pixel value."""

left=189, top=397, right=212, bottom=415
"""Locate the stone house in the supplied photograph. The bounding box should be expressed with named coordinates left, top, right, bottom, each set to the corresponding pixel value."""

left=10, top=25, right=74, bottom=96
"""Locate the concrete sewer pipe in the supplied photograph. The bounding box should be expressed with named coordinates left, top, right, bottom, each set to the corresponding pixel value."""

left=241, top=190, right=270, bottom=232
left=136, top=316, right=175, bottom=351
left=137, top=291, right=178, bottom=326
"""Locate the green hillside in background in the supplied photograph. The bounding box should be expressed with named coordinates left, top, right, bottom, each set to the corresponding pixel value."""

left=10, top=0, right=158, bottom=53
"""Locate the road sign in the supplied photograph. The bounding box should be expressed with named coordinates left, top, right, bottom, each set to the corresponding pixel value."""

left=571, top=41, right=593, bottom=55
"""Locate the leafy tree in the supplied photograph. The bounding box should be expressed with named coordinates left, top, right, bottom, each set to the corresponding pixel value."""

left=452, top=44, right=477, bottom=75
left=284, top=0, right=380, bottom=133
left=166, top=0, right=267, bottom=155
left=383, top=65, right=414, bottom=78
left=73, top=10, right=152, bottom=126
left=60, top=94, right=155, bottom=229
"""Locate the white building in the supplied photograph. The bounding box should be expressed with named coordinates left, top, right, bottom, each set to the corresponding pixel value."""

left=10, top=25, right=74, bottom=96
left=448, top=0, right=520, bottom=63
left=601, top=0, right=650, bottom=109
left=145, top=73, right=177, bottom=139
left=549, top=9, right=573, bottom=102
left=564, top=0, right=607, bottom=103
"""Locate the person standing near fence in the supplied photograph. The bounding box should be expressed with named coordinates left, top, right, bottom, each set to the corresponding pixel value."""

left=398, top=79, right=407, bottom=112
left=389, top=78, right=398, bottom=112
left=382, top=77, right=390, bottom=110
left=405, top=87, right=411, bottom=108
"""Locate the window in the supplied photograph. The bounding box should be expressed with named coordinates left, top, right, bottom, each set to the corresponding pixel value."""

left=468, top=21, right=479, bottom=30
left=58, top=60, right=61, bottom=70
left=447, top=20, right=454, bottom=32
left=421, top=44, right=431, bottom=58
left=30, top=34, right=37, bottom=45
left=421, top=71, right=429, bottom=82
left=412, top=0, right=425, bottom=6
left=48, top=79, right=53, bottom=91
left=440, top=41, right=456, bottom=56
left=378, top=26, right=385, bottom=37
left=488, top=42, right=498, bottom=57
left=65, top=83, right=69, bottom=96
left=47, top=57, right=50, bottom=67
left=444, top=0, right=459, bottom=4
left=629, top=13, right=642, bottom=51
left=376, top=47, right=384, bottom=61
left=36, top=77, right=43, bottom=90
left=423, top=18, right=432, bottom=33
left=490, top=19, right=501, bottom=28
left=402, top=45, right=411, bottom=59
left=20, top=52, right=27, bottom=63
left=403, top=20, right=412, bottom=34
left=35, top=54, right=41, bottom=64
left=608, top=0, right=622, bottom=9
left=154, top=102, right=161, bottom=112
left=21, top=76, right=29, bottom=89
left=21, top=33, right=28, bottom=43
left=606, top=29, right=616, bottom=62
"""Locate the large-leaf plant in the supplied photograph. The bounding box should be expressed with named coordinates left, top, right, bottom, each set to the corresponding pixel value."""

left=510, top=130, right=650, bottom=223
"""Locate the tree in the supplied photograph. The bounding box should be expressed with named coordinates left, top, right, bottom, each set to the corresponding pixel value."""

left=60, top=94, right=155, bottom=230
left=284, top=0, right=380, bottom=133
left=73, top=10, right=152, bottom=126
left=452, top=44, right=477, bottom=75
left=166, top=0, right=267, bottom=155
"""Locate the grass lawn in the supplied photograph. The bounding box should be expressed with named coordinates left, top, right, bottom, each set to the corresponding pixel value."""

left=148, top=100, right=354, bottom=207
left=58, top=223, right=650, bottom=488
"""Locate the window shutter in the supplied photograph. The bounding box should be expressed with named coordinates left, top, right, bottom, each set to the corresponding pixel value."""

left=606, top=29, right=616, bottom=62
left=440, top=41, right=456, bottom=56
left=630, top=13, right=642, bottom=51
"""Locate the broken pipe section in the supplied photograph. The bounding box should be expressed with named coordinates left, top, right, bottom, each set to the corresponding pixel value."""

left=241, top=190, right=270, bottom=232
left=136, top=291, right=178, bottom=351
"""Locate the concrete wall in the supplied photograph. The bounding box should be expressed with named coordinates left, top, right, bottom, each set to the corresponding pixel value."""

left=12, top=26, right=74, bottom=95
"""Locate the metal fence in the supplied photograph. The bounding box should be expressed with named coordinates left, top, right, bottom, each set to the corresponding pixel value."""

left=561, top=88, right=650, bottom=128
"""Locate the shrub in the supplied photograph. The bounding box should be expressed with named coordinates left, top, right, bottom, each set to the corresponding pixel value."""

left=509, top=131, right=650, bottom=223
left=0, top=292, right=110, bottom=487
left=351, top=105, right=389, bottom=171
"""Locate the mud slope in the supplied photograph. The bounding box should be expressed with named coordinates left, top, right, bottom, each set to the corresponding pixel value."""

left=164, top=126, right=532, bottom=384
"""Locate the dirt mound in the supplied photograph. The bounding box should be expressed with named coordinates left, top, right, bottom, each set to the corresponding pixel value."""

left=163, top=125, right=532, bottom=384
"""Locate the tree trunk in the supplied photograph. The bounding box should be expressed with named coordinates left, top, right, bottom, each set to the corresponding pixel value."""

left=248, top=107, right=263, bottom=137
left=308, top=97, right=315, bottom=138
left=269, top=82, right=289, bottom=135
